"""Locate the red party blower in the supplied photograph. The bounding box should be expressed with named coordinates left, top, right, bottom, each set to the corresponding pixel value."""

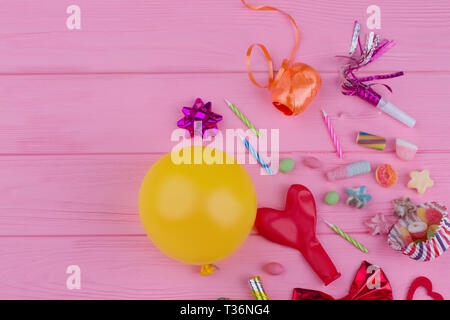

left=255, top=184, right=341, bottom=285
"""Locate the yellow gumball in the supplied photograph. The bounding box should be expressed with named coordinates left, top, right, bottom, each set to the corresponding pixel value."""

left=139, top=146, right=257, bottom=265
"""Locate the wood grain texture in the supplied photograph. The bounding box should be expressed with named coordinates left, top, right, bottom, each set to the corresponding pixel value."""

left=0, top=152, right=449, bottom=236
left=1, top=235, right=449, bottom=300
left=0, top=0, right=450, bottom=300
left=0, top=0, right=449, bottom=73
left=1, top=73, right=449, bottom=154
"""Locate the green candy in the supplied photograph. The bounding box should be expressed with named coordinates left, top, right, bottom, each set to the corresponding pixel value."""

left=325, top=191, right=340, bottom=205
left=279, top=158, right=295, bottom=173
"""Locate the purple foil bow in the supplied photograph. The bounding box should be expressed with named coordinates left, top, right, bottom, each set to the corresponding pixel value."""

left=177, top=98, right=223, bottom=138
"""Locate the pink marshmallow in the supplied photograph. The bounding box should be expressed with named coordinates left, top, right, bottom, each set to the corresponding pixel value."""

left=396, top=138, right=418, bottom=161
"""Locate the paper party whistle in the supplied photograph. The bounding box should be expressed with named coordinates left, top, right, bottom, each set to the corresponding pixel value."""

left=340, top=21, right=416, bottom=127
left=343, top=78, right=416, bottom=128
left=356, top=132, right=386, bottom=151
left=376, top=97, right=416, bottom=128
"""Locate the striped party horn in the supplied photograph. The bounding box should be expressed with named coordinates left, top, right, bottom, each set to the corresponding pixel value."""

left=325, top=221, right=368, bottom=253
left=249, top=276, right=270, bottom=300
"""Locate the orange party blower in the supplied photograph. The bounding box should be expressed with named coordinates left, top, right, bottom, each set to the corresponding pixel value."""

left=242, top=0, right=321, bottom=116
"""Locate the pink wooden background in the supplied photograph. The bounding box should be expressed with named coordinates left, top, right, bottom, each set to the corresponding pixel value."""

left=1, top=0, right=449, bottom=299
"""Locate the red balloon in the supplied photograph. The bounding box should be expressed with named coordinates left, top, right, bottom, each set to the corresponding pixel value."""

left=255, top=184, right=341, bottom=285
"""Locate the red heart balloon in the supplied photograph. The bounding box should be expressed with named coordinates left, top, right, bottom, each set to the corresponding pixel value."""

left=256, top=184, right=341, bottom=285
left=406, top=277, right=444, bottom=300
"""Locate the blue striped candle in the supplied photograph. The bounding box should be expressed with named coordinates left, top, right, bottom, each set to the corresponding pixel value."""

left=241, top=137, right=273, bottom=175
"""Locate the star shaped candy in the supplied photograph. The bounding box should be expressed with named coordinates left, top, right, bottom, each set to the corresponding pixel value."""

left=365, top=212, right=397, bottom=235
left=407, top=169, right=434, bottom=194
left=177, top=98, right=223, bottom=138
left=346, top=186, right=372, bottom=209
left=393, top=197, right=417, bottom=218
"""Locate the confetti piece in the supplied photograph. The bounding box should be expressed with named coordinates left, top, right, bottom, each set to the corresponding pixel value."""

left=349, top=21, right=360, bottom=55
left=200, top=264, right=216, bottom=275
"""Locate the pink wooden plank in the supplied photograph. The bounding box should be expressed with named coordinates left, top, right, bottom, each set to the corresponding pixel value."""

left=0, top=72, right=448, bottom=154
left=0, top=0, right=448, bottom=301
left=0, top=234, right=449, bottom=299
left=0, top=152, right=448, bottom=235
left=0, top=0, right=448, bottom=73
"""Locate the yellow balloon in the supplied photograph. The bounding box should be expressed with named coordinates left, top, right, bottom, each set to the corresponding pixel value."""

left=139, top=146, right=257, bottom=265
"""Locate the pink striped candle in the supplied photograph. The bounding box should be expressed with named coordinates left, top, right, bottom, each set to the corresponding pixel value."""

left=321, top=109, right=343, bottom=159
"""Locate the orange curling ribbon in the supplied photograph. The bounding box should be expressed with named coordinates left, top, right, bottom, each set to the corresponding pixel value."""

left=245, top=43, right=274, bottom=88
left=242, top=0, right=321, bottom=116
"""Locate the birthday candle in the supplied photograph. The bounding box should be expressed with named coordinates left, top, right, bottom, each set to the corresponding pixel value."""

left=241, top=137, right=273, bottom=175
left=321, top=109, right=343, bottom=159
left=225, top=99, right=260, bottom=137
left=249, top=276, right=270, bottom=300
left=325, top=221, right=368, bottom=253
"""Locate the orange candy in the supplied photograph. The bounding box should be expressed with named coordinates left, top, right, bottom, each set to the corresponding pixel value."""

left=375, top=164, right=398, bottom=188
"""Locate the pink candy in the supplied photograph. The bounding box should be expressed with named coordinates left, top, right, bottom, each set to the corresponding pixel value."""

left=365, top=213, right=397, bottom=236
left=326, top=160, right=371, bottom=181
left=263, top=262, right=285, bottom=275
left=408, top=221, right=427, bottom=240
left=396, top=138, right=418, bottom=161
left=302, top=156, right=322, bottom=169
